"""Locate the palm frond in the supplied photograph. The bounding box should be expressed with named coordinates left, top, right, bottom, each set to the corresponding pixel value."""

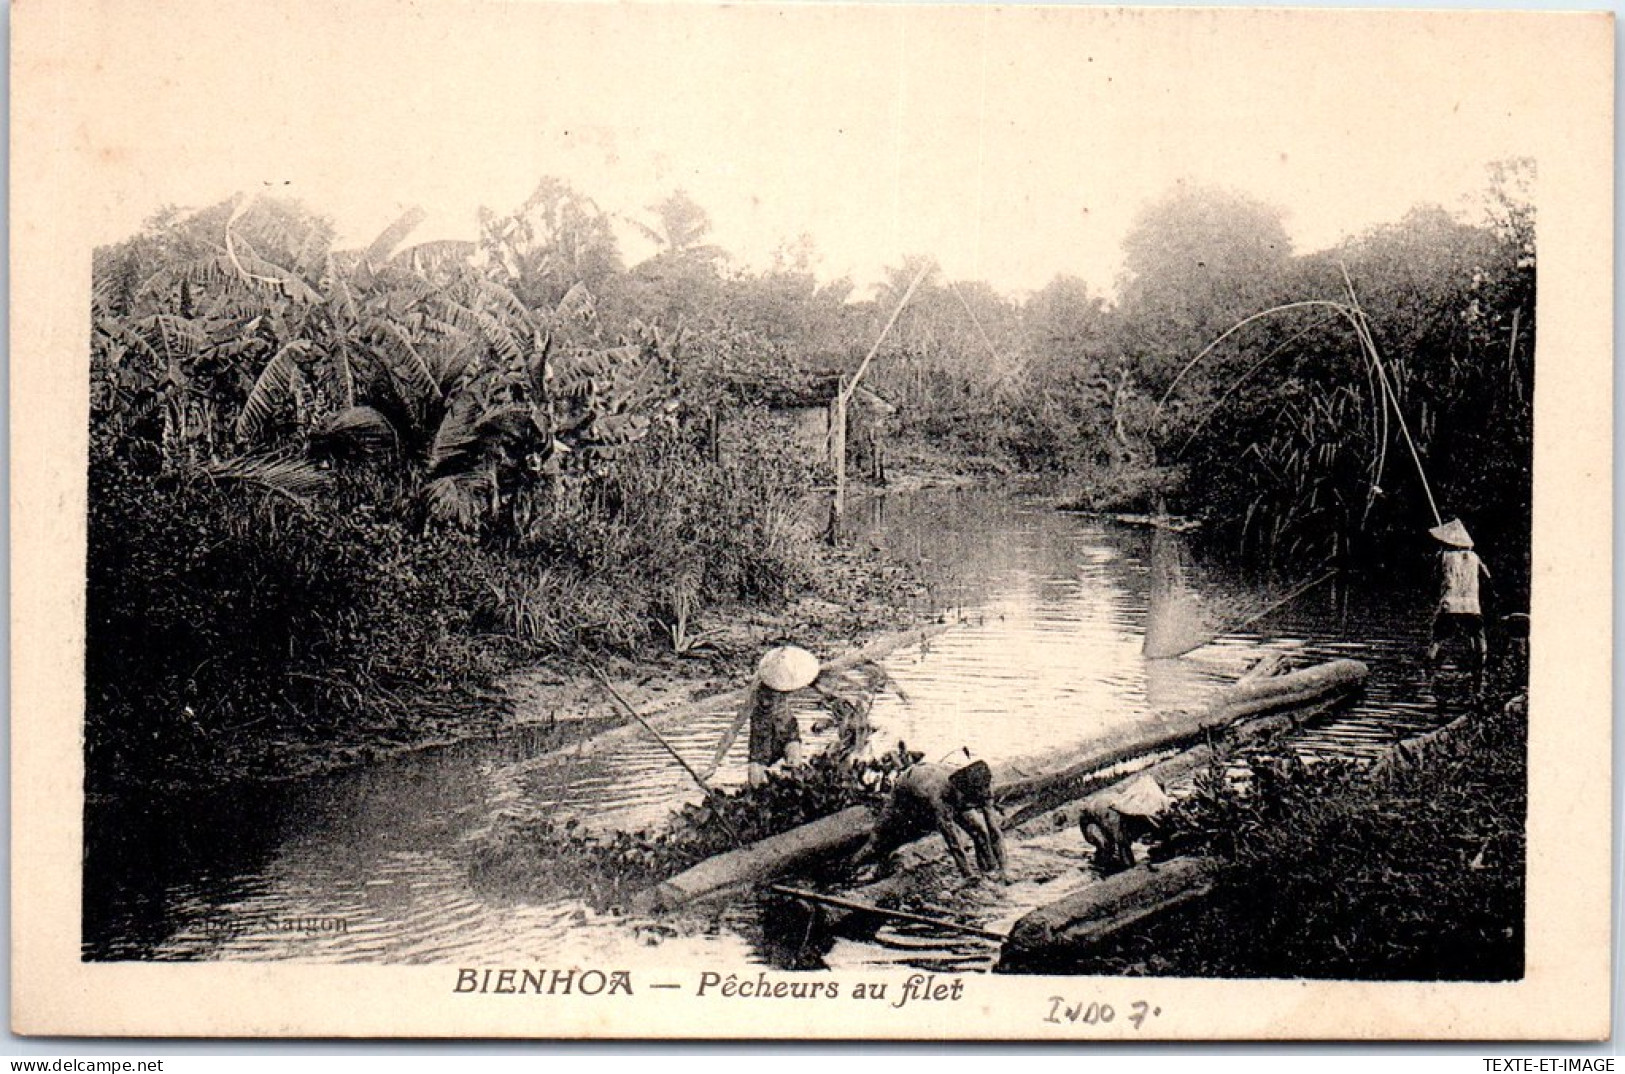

left=394, top=239, right=478, bottom=274
left=552, top=281, right=596, bottom=325
left=364, top=206, right=428, bottom=267
left=227, top=224, right=323, bottom=304
left=551, top=345, right=640, bottom=397
left=367, top=319, right=441, bottom=404
left=326, top=256, right=361, bottom=325
left=586, top=411, right=651, bottom=446
left=309, top=405, right=400, bottom=462
left=203, top=452, right=331, bottom=502
left=428, top=395, right=531, bottom=475
left=423, top=470, right=492, bottom=530
left=236, top=341, right=312, bottom=442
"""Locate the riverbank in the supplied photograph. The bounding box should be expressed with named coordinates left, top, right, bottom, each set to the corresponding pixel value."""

left=85, top=464, right=934, bottom=799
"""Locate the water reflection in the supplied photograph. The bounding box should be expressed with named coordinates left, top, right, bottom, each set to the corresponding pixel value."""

left=83, top=487, right=1453, bottom=965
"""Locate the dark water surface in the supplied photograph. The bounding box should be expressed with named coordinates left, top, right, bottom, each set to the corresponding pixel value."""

left=83, top=489, right=1457, bottom=965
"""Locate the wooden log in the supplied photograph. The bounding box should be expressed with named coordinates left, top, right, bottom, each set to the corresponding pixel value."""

left=629, top=806, right=875, bottom=914
left=1000, top=856, right=1220, bottom=965
left=630, top=658, right=1365, bottom=915
left=993, top=659, right=1367, bottom=802
left=1365, top=713, right=1471, bottom=782
left=1011, top=693, right=1347, bottom=837
left=523, top=622, right=954, bottom=769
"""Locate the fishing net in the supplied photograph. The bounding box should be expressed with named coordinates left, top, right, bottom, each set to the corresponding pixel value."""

left=1142, top=521, right=1336, bottom=660
left=1142, top=523, right=1229, bottom=659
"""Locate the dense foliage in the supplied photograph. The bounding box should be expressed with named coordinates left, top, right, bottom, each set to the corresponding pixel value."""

left=87, top=184, right=845, bottom=790
left=87, top=162, right=1535, bottom=790
left=851, top=168, right=1535, bottom=596
left=1060, top=679, right=1527, bottom=980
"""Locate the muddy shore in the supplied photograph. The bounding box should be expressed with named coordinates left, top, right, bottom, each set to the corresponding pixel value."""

left=99, top=486, right=958, bottom=798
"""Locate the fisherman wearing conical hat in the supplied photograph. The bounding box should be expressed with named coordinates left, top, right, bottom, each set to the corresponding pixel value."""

left=1427, top=518, right=1491, bottom=669
left=1080, top=773, right=1173, bottom=875
left=706, top=645, right=822, bottom=786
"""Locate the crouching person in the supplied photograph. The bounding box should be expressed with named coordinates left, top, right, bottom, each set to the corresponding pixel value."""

left=1079, top=774, right=1172, bottom=875
left=854, top=760, right=1008, bottom=882
left=705, top=646, right=822, bottom=786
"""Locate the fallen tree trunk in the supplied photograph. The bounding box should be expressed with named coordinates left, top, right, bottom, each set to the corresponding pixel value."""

left=1011, top=692, right=1347, bottom=836
left=526, top=622, right=954, bottom=769
left=1366, top=712, right=1471, bottom=782
left=999, top=857, right=1220, bottom=969
left=629, top=805, right=875, bottom=914
left=994, top=659, right=1367, bottom=802
left=630, top=658, right=1365, bottom=915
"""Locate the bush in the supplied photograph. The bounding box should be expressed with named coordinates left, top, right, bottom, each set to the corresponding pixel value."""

left=1076, top=690, right=1527, bottom=980
left=84, top=454, right=523, bottom=790
left=522, top=420, right=820, bottom=612
left=84, top=408, right=837, bottom=790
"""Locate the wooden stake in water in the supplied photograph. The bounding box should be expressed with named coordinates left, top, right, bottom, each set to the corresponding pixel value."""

left=829, top=262, right=932, bottom=543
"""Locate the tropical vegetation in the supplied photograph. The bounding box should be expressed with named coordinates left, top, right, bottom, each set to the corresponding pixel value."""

left=86, top=161, right=1535, bottom=792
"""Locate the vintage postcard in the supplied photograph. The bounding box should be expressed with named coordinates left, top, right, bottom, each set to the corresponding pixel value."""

left=10, top=0, right=1613, bottom=1040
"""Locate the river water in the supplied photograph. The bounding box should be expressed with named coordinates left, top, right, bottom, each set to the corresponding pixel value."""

left=83, top=488, right=1457, bottom=966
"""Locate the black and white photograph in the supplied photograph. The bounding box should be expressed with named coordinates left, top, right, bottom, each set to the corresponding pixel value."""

left=11, top=0, right=1612, bottom=1040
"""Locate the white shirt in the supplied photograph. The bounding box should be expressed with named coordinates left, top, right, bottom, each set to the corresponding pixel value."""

left=1439, top=550, right=1487, bottom=615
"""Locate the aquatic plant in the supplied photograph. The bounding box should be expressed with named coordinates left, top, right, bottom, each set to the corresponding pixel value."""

left=470, top=751, right=917, bottom=911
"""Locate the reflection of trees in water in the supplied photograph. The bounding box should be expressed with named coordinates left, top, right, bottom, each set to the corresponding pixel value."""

left=854, top=488, right=1125, bottom=614
left=83, top=786, right=288, bottom=960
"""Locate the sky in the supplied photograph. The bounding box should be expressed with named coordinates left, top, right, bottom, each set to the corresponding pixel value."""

left=59, top=1, right=1582, bottom=299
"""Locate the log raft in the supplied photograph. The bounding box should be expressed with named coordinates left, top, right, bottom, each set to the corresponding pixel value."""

left=999, top=684, right=1473, bottom=970
left=628, top=658, right=1368, bottom=915
left=836, top=674, right=1358, bottom=919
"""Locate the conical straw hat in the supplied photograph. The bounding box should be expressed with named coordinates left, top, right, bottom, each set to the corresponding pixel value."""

left=1113, top=774, right=1173, bottom=818
left=757, top=646, right=820, bottom=692
left=1429, top=519, right=1473, bottom=549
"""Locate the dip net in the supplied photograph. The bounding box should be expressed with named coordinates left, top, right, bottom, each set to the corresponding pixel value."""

left=1142, top=521, right=1336, bottom=660
left=1142, top=523, right=1227, bottom=659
